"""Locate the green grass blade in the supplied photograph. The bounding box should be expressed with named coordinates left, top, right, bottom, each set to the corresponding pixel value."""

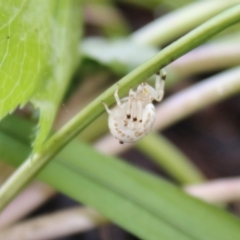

left=1, top=117, right=240, bottom=240
left=1, top=4, right=240, bottom=212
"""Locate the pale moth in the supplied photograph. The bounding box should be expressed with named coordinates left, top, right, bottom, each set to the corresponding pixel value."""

left=102, top=69, right=166, bottom=144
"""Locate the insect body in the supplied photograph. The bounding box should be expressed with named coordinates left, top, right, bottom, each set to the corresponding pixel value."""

left=102, top=69, right=166, bottom=144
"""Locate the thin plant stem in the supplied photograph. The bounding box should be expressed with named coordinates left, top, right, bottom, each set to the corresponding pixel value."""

left=70, top=43, right=240, bottom=143
left=0, top=207, right=108, bottom=240
left=130, top=1, right=240, bottom=46
left=1, top=5, right=240, bottom=211
left=95, top=67, right=240, bottom=155
left=0, top=182, right=55, bottom=228
left=166, top=43, right=240, bottom=87
left=185, top=177, right=240, bottom=204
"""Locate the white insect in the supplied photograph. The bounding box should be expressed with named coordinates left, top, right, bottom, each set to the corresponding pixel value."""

left=102, top=69, right=166, bottom=144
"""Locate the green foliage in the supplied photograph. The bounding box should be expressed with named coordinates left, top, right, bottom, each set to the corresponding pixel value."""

left=1, top=2, right=240, bottom=240
left=1, top=115, right=240, bottom=240
left=0, top=0, right=81, bottom=150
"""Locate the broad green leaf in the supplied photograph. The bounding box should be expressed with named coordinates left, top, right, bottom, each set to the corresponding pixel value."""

left=0, top=0, right=81, bottom=150
left=1, top=115, right=240, bottom=240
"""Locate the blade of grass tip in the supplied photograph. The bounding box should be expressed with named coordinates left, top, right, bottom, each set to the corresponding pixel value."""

left=136, top=133, right=205, bottom=184
left=1, top=4, right=240, bottom=211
